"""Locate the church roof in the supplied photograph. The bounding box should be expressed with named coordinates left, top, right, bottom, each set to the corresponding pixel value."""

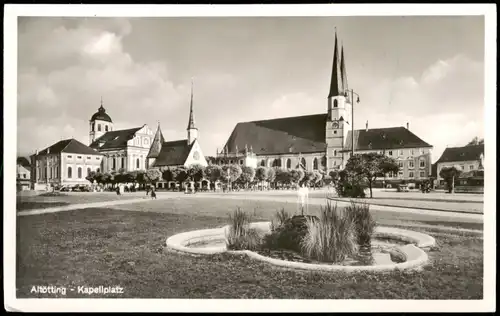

left=90, top=126, right=143, bottom=150
left=436, top=144, right=484, bottom=164
left=328, top=31, right=345, bottom=98
left=223, top=115, right=432, bottom=156
left=223, top=114, right=328, bottom=155
left=147, top=124, right=165, bottom=158
left=90, top=104, right=113, bottom=123
left=36, top=139, right=102, bottom=156
left=343, top=127, right=433, bottom=152
left=17, top=157, right=31, bottom=168
left=152, top=139, right=194, bottom=167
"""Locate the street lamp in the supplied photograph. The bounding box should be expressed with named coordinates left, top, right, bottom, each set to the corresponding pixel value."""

left=344, top=89, right=361, bottom=156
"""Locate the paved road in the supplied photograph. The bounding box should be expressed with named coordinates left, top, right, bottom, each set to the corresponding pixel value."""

left=17, top=190, right=483, bottom=225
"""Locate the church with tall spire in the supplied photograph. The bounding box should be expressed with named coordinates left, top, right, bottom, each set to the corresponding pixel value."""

left=216, top=29, right=434, bottom=182
left=146, top=79, right=208, bottom=170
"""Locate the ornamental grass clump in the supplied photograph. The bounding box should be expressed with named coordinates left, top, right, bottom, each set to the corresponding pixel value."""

left=345, top=201, right=376, bottom=247
left=226, top=207, right=262, bottom=251
left=300, top=202, right=358, bottom=263
left=270, top=207, right=291, bottom=232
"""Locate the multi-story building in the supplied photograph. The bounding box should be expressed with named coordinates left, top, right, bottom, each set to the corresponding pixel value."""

left=30, top=138, right=103, bottom=189
left=88, top=100, right=154, bottom=173
left=435, top=144, right=484, bottom=185
left=217, top=30, right=433, bottom=181
left=17, top=157, right=31, bottom=191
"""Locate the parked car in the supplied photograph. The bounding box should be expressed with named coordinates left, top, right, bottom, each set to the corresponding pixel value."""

left=397, top=184, right=409, bottom=192
left=60, top=185, right=71, bottom=192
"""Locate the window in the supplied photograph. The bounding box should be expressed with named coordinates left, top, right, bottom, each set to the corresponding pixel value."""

left=260, top=160, right=265, bottom=167
left=96, top=157, right=100, bottom=160
left=136, top=158, right=140, bottom=169
left=77, top=156, right=82, bottom=159
left=87, top=156, right=91, bottom=160
left=410, top=149, right=414, bottom=156
left=239, top=159, right=243, bottom=165
left=301, top=158, right=306, bottom=169
left=333, top=99, right=338, bottom=108
left=333, top=130, right=337, bottom=134
left=420, top=171, right=425, bottom=178
left=388, top=151, right=393, bottom=156
left=49, top=167, right=52, bottom=179
left=286, top=159, right=291, bottom=169
left=98, top=124, right=102, bottom=132
left=333, top=160, right=337, bottom=166
left=408, top=161, right=414, bottom=168
left=91, top=123, right=95, bottom=132
left=398, top=161, right=404, bottom=168
left=112, top=158, right=116, bottom=170
left=419, top=160, right=425, bottom=168
left=105, top=125, right=109, bottom=132
left=87, top=168, right=91, bottom=176
left=409, top=171, right=414, bottom=178
left=144, top=138, right=149, bottom=146
left=23, top=174, right=27, bottom=179
left=333, top=150, right=337, bottom=156
left=272, top=159, right=281, bottom=167
left=399, top=150, right=404, bottom=156
left=17, top=173, right=20, bottom=178
left=67, top=166, right=72, bottom=179
left=121, top=157, right=125, bottom=168
left=321, top=156, right=326, bottom=167
left=229, top=160, right=234, bottom=164
left=469, top=165, right=474, bottom=170
left=97, top=168, right=100, bottom=173
left=420, top=148, right=425, bottom=155
left=67, top=155, right=72, bottom=158
left=460, top=165, right=465, bottom=170
left=398, top=171, right=404, bottom=178
left=78, top=167, right=82, bottom=178
left=55, top=167, right=58, bottom=178
left=313, top=158, right=318, bottom=170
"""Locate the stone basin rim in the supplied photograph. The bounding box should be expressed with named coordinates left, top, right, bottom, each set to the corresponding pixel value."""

left=165, top=221, right=435, bottom=272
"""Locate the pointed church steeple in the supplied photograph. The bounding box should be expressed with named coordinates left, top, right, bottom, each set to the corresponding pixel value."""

left=328, top=30, right=343, bottom=98
left=340, top=43, right=348, bottom=94
left=147, top=121, right=165, bottom=159
left=187, top=78, right=198, bottom=145
left=187, top=79, right=196, bottom=131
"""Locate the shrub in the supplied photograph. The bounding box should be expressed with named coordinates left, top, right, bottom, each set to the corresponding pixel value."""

left=263, top=213, right=318, bottom=253
left=345, top=201, right=376, bottom=247
left=300, top=202, right=358, bottom=263
left=334, top=170, right=367, bottom=198
left=225, top=207, right=262, bottom=251
left=269, top=207, right=292, bottom=232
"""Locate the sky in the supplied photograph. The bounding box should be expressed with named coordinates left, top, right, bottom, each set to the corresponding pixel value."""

left=17, top=16, right=485, bottom=162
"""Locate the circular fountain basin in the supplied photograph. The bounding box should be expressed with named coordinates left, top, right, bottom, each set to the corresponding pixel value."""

left=166, top=222, right=436, bottom=272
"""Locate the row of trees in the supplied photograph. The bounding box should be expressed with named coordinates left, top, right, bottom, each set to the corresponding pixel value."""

left=85, top=164, right=334, bottom=190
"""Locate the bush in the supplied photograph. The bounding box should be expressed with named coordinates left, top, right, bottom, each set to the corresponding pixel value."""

left=300, top=202, right=358, bottom=263
left=345, top=201, right=376, bottom=247
left=263, top=213, right=318, bottom=253
left=269, top=207, right=291, bottom=231
left=335, top=171, right=367, bottom=198
left=225, top=207, right=262, bottom=251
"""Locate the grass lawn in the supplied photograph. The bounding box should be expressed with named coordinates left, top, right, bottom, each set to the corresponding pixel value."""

left=16, top=192, right=142, bottom=211
left=17, top=198, right=483, bottom=299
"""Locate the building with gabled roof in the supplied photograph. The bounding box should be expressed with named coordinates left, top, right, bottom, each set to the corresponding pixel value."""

left=217, top=29, right=433, bottom=182
left=87, top=99, right=154, bottom=173
left=147, top=81, right=208, bottom=171
left=435, top=144, right=484, bottom=185
left=30, top=138, right=103, bottom=189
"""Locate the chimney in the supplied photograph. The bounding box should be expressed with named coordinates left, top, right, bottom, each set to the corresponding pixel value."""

left=406, top=122, right=409, bottom=130
left=365, top=120, right=368, bottom=132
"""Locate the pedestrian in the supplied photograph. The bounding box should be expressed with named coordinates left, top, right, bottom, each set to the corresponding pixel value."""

left=151, top=186, right=157, bottom=199
left=146, top=185, right=150, bottom=196
left=116, top=186, right=120, bottom=195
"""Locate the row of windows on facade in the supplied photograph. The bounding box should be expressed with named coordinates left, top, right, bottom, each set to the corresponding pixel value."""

left=106, top=157, right=144, bottom=170
left=387, top=171, right=427, bottom=178
left=441, top=164, right=477, bottom=172
left=37, top=166, right=97, bottom=180
left=38, top=155, right=100, bottom=165
left=91, top=123, right=112, bottom=133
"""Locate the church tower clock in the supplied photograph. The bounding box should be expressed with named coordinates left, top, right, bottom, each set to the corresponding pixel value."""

left=325, top=31, right=352, bottom=172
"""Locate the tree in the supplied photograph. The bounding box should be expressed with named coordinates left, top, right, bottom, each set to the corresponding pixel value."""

left=162, top=167, right=174, bottom=183
left=313, top=171, right=323, bottom=187
left=145, top=168, right=162, bottom=184
left=187, top=164, right=206, bottom=182
left=302, top=171, right=316, bottom=186
left=239, top=166, right=256, bottom=188
left=345, top=153, right=399, bottom=198
left=204, top=165, right=223, bottom=184
left=289, top=168, right=305, bottom=186
left=274, top=168, right=290, bottom=187
left=125, top=171, right=137, bottom=184
left=86, top=170, right=96, bottom=184
left=466, top=137, right=484, bottom=146
left=323, top=175, right=333, bottom=186
left=255, top=166, right=268, bottom=183
left=174, top=166, right=189, bottom=184
left=266, top=167, right=276, bottom=186
left=439, top=166, right=462, bottom=193
left=221, top=164, right=242, bottom=184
